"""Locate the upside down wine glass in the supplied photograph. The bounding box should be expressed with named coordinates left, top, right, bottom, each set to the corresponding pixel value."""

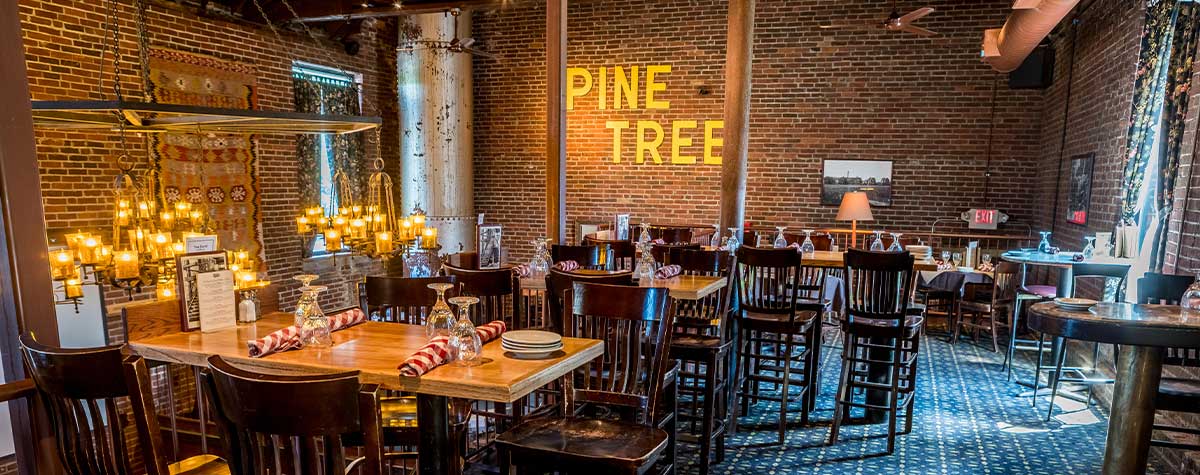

left=870, top=231, right=885, bottom=252
left=298, top=285, right=331, bottom=348
left=1082, top=236, right=1097, bottom=260
left=292, top=274, right=320, bottom=327
left=425, top=283, right=457, bottom=340
left=1038, top=231, right=1053, bottom=254
left=710, top=224, right=722, bottom=248
left=726, top=228, right=741, bottom=254
left=1182, top=273, right=1200, bottom=316
left=448, top=296, right=483, bottom=367
left=887, top=232, right=904, bottom=253
left=773, top=226, right=788, bottom=248
left=529, top=238, right=551, bottom=275
left=799, top=229, right=816, bottom=255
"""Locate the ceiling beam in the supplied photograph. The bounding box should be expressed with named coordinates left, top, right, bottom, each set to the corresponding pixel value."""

left=288, top=0, right=505, bottom=23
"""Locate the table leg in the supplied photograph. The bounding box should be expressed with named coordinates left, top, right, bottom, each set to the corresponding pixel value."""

left=417, top=394, right=457, bottom=475
left=1102, top=346, right=1162, bottom=475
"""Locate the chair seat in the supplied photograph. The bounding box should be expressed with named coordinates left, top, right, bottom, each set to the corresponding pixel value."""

left=1020, top=285, right=1057, bottom=299
left=959, top=300, right=993, bottom=313
left=742, top=310, right=817, bottom=332
left=671, top=333, right=723, bottom=349
left=1157, top=377, right=1200, bottom=412
left=846, top=315, right=925, bottom=339
left=170, top=455, right=230, bottom=475
left=496, top=417, right=669, bottom=470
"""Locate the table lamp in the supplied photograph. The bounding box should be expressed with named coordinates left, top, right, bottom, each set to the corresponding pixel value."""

left=836, top=191, right=873, bottom=250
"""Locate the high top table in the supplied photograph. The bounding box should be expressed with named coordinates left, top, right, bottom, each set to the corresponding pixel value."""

left=1027, top=302, right=1200, bottom=475
left=1001, top=250, right=1135, bottom=297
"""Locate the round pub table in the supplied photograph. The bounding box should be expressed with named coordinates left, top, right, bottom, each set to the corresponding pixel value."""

left=1000, top=250, right=1134, bottom=298
left=1027, top=302, right=1200, bottom=475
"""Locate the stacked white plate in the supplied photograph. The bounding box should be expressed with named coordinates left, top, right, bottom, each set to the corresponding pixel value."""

left=906, top=245, right=933, bottom=261
left=1053, top=297, right=1097, bottom=311
left=501, top=330, right=564, bottom=359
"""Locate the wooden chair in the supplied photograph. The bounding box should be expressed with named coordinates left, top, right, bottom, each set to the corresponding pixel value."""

left=649, top=225, right=693, bottom=245
left=650, top=243, right=701, bottom=266
left=496, top=283, right=676, bottom=475
left=445, top=251, right=480, bottom=269
left=1036, top=262, right=1129, bottom=420
left=1137, top=273, right=1200, bottom=452
left=544, top=268, right=633, bottom=334
left=828, top=249, right=921, bottom=455
left=669, top=249, right=735, bottom=474
left=585, top=236, right=636, bottom=271
left=732, top=246, right=818, bottom=445
left=19, top=334, right=229, bottom=475
left=201, top=355, right=400, bottom=474
left=953, top=261, right=1019, bottom=352
left=359, top=275, right=458, bottom=324
left=551, top=244, right=605, bottom=270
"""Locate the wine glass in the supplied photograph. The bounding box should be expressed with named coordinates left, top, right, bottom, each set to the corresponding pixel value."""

left=710, top=224, right=721, bottom=248
left=638, top=223, right=652, bottom=245
left=941, top=250, right=951, bottom=265
left=981, top=253, right=992, bottom=265
left=887, top=232, right=904, bottom=252
left=952, top=252, right=963, bottom=267
left=773, top=226, right=788, bottom=248
left=1038, top=231, right=1053, bottom=254
left=448, top=296, right=483, bottom=367
left=292, top=276, right=321, bottom=327
left=634, top=240, right=656, bottom=281
left=1082, top=236, right=1097, bottom=260
left=726, top=228, right=741, bottom=254
left=870, top=231, right=885, bottom=252
left=425, top=283, right=457, bottom=339
left=799, top=229, right=816, bottom=255
left=529, top=239, right=551, bottom=275
left=298, top=285, right=331, bottom=348
left=1182, top=273, right=1200, bottom=315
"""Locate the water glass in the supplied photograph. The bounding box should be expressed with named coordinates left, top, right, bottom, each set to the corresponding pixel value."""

left=870, top=231, right=885, bottom=252
left=298, top=285, right=331, bottom=348
left=799, top=229, right=816, bottom=255
left=887, top=232, right=904, bottom=253
left=425, top=283, right=456, bottom=339
left=448, top=296, right=483, bottom=366
left=773, top=226, right=788, bottom=248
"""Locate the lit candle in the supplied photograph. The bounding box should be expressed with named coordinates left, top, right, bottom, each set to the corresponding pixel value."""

left=306, top=207, right=323, bottom=217
left=412, top=214, right=426, bottom=234
left=80, top=237, right=100, bottom=265
left=175, top=201, right=191, bottom=214
left=156, top=281, right=175, bottom=300
left=350, top=218, right=367, bottom=239
left=50, top=250, right=76, bottom=280
left=152, top=233, right=170, bottom=259
left=376, top=231, right=394, bottom=254
left=65, top=232, right=89, bottom=257
left=235, top=250, right=248, bottom=268
left=116, top=208, right=130, bottom=226
left=325, top=229, right=343, bottom=250
left=171, top=241, right=185, bottom=256
left=128, top=229, right=146, bottom=253
left=422, top=228, right=438, bottom=249
left=235, top=270, right=256, bottom=289
left=190, top=210, right=203, bottom=226
left=114, top=250, right=139, bottom=280
left=296, top=216, right=310, bottom=233
left=137, top=201, right=151, bottom=219
left=400, top=219, right=413, bottom=240
left=64, top=279, right=83, bottom=299
left=97, top=245, right=113, bottom=266
left=160, top=212, right=174, bottom=229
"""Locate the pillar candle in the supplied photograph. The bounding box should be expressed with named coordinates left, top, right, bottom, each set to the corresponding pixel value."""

left=64, top=279, right=83, bottom=299
left=137, top=201, right=151, bottom=219
left=160, top=212, right=174, bottom=229
left=325, top=229, right=343, bottom=250
left=376, top=232, right=394, bottom=254
left=50, top=250, right=76, bottom=280
left=152, top=233, right=170, bottom=260
left=81, top=237, right=101, bottom=265
left=65, top=232, right=89, bottom=257
left=116, top=209, right=130, bottom=226
left=422, top=228, right=438, bottom=249
left=400, top=219, right=413, bottom=240
left=156, top=281, right=175, bottom=300
left=296, top=216, right=310, bottom=234
left=351, top=218, right=367, bottom=239
left=97, top=245, right=113, bottom=266
left=114, top=250, right=139, bottom=280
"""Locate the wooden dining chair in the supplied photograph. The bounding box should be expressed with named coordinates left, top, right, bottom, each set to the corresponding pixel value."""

left=584, top=236, right=637, bottom=271
left=544, top=268, right=633, bottom=333
left=19, top=334, right=229, bottom=475
left=670, top=249, right=735, bottom=474
left=651, top=243, right=701, bottom=266
left=551, top=244, right=605, bottom=270
left=495, top=283, right=676, bottom=475
left=828, top=249, right=921, bottom=455
left=201, top=355, right=403, bottom=474
left=1135, top=273, right=1200, bottom=452
left=359, top=275, right=458, bottom=324
left=732, top=246, right=818, bottom=445
left=953, top=261, right=1019, bottom=352
left=649, top=225, right=693, bottom=244
left=445, top=251, right=480, bottom=269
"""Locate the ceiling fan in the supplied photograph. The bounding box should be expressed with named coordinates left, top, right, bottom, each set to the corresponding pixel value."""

left=820, top=2, right=937, bottom=37
left=399, top=8, right=498, bottom=59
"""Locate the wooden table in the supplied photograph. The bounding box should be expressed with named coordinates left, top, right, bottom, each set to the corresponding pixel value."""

left=1028, top=302, right=1200, bottom=475
left=520, top=270, right=727, bottom=301
left=129, top=313, right=604, bottom=475
left=801, top=250, right=940, bottom=271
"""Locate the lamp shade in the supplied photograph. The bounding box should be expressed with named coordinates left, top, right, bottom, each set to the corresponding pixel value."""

left=835, top=192, right=874, bottom=221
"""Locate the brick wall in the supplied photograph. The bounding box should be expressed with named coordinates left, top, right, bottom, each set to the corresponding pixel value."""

left=472, top=0, right=1046, bottom=260
left=20, top=0, right=399, bottom=320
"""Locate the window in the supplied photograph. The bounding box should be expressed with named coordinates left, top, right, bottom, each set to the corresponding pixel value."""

left=292, top=62, right=362, bottom=254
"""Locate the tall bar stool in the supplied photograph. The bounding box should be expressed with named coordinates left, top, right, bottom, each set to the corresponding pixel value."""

left=359, top=275, right=458, bottom=324
left=496, top=283, right=676, bottom=475
left=551, top=244, right=605, bottom=270
left=1036, top=262, right=1130, bottom=420
left=670, top=249, right=735, bottom=474
left=19, top=335, right=230, bottom=475
left=828, top=249, right=921, bottom=455
left=1137, top=273, right=1200, bottom=452
left=585, top=236, right=636, bottom=270
left=544, top=268, right=633, bottom=333
left=732, top=246, right=818, bottom=445
left=952, top=261, right=1019, bottom=352
left=1003, top=263, right=1060, bottom=380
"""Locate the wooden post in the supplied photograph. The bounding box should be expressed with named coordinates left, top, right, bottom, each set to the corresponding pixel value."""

left=719, top=0, right=754, bottom=235
left=546, top=0, right=567, bottom=244
left=0, top=0, right=62, bottom=472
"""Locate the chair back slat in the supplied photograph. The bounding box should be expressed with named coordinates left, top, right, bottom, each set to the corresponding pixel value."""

left=444, top=264, right=523, bottom=328
left=673, top=250, right=734, bottom=338
left=1137, top=273, right=1198, bottom=367
left=842, top=249, right=915, bottom=325
left=545, top=269, right=633, bottom=333
left=360, top=275, right=457, bottom=324
left=564, top=283, right=673, bottom=425
left=1071, top=263, right=1132, bottom=302
left=20, top=334, right=169, bottom=475
left=650, top=243, right=701, bottom=266
left=551, top=245, right=605, bottom=270
left=735, top=246, right=802, bottom=318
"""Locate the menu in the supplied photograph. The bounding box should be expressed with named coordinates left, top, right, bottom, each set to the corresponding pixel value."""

left=196, top=270, right=236, bottom=333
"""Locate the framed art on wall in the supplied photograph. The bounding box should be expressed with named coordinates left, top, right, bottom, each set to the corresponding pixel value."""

left=176, top=251, right=229, bottom=331
left=821, top=159, right=894, bottom=207
left=1066, top=153, right=1095, bottom=225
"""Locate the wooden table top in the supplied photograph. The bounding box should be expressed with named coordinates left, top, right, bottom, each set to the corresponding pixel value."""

left=128, top=313, right=604, bottom=403
left=1000, top=250, right=1135, bottom=269
left=520, top=271, right=726, bottom=301
left=800, top=250, right=940, bottom=272
left=1027, top=302, right=1200, bottom=349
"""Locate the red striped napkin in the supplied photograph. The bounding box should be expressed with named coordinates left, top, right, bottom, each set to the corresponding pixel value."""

left=398, top=320, right=508, bottom=377
left=512, top=264, right=532, bottom=277
left=247, top=308, right=367, bottom=358
left=654, top=264, right=681, bottom=279
left=652, top=239, right=666, bottom=245
left=553, top=260, right=579, bottom=271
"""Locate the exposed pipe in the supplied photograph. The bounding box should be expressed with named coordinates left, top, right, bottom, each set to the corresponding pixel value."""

left=982, top=0, right=1080, bottom=73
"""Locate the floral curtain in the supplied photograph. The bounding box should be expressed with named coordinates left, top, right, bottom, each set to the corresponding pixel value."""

left=293, top=71, right=366, bottom=211
left=1116, top=0, right=1200, bottom=271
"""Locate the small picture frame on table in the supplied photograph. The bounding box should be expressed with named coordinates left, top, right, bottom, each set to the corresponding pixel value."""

left=176, top=251, right=229, bottom=331
left=478, top=225, right=503, bottom=269
left=615, top=214, right=631, bottom=241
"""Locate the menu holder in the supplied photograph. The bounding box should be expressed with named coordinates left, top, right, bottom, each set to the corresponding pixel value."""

left=176, top=251, right=229, bottom=331
left=196, top=270, right=236, bottom=333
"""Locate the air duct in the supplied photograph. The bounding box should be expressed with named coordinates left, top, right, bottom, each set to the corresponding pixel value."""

left=981, top=0, right=1079, bottom=73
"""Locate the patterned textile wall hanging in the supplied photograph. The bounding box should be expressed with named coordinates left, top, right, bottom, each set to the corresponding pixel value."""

left=146, top=49, right=265, bottom=267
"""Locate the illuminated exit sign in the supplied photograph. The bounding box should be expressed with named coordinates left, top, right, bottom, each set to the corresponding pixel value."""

left=960, top=208, right=1009, bottom=230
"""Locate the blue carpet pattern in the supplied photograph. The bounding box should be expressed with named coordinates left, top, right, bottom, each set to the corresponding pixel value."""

left=677, top=332, right=1127, bottom=475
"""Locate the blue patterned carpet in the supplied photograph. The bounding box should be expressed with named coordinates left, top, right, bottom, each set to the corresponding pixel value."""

left=677, top=332, right=1126, bottom=475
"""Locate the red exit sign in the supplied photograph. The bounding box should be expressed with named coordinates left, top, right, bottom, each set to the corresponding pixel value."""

left=960, top=208, right=1008, bottom=230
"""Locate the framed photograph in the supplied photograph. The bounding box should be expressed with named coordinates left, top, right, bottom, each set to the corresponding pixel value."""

left=477, top=224, right=502, bottom=270
left=176, top=251, right=229, bottom=331
left=185, top=234, right=220, bottom=253
left=821, top=159, right=894, bottom=207
left=1066, top=153, right=1095, bottom=225
left=615, top=214, right=631, bottom=240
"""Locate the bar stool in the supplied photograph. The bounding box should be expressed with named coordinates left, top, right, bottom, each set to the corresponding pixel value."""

left=828, top=249, right=921, bottom=455
left=732, top=246, right=818, bottom=445
left=670, top=249, right=734, bottom=474
left=1002, top=264, right=1059, bottom=381
left=1138, top=273, right=1200, bottom=452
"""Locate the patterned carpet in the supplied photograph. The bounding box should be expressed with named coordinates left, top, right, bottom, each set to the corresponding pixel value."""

left=676, top=331, right=1126, bottom=475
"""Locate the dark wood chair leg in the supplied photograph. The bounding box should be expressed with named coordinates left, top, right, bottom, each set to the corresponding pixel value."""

left=827, top=331, right=854, bottom=446
left=778, top=337, right=792, bottom=445
left=886, top=340, right=902, bottom=455
left=699, top=357, right=716, bottom=475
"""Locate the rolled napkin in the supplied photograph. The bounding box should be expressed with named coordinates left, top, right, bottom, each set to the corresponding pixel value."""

left=512, top=263, right=532, bottom=277
left=654, top=264, right=681, bottom=279
left=652, top=239, right=666, bottom=245
left=976, top=261, right=995, bottom=273
left=398, top=320, right=507, bottom=377
left=247, top=307, right=367, bottom=358
left=553, top=260, right=580, bottom=271
left=788, top=242, right=801, bottom=251
left=935, top=260, right=955, bottom=271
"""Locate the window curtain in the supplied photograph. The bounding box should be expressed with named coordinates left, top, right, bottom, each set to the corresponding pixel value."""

left=293, top=72, right=366, bottom=210
left=1116, top=0, right=1200, bottom=271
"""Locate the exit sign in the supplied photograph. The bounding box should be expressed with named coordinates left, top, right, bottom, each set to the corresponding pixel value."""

left=960, top=208, right=1008, bottom=230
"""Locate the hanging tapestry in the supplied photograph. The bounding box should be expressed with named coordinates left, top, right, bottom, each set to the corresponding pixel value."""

left=146, top=49, right=265, bottom=267
left=293, top=69, right=366, bottom=211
